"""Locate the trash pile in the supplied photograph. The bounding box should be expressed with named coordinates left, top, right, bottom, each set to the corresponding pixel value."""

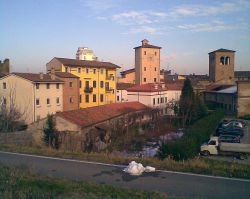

left=123, top=161, right=156, bottom=176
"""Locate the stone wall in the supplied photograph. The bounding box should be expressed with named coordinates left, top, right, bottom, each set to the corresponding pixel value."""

left=0, top=131, right=32, bottom=145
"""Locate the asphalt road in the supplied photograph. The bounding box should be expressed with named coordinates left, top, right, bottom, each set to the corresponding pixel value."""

left=0, top=151, right=250, bottom=199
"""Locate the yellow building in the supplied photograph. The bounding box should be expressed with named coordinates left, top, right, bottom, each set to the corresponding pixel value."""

left=47, top=57, right=120, bottom=108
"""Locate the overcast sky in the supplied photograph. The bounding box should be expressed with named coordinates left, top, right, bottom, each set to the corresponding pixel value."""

left=1, top=0, right=250, bottom=75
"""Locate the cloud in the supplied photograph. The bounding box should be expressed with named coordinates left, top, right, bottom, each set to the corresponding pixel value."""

left=177, top=21, right=235, bottom=32
left=124, top=26, right=160, bottom=34
left=81, top=0, right=119, bottom=12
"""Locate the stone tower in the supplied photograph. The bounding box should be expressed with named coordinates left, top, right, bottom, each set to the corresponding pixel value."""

left=209, top=48, right=235, bottom=83
left=134, top=39, right=161, bottom=85
left=0, top=59, right=10, bottom=74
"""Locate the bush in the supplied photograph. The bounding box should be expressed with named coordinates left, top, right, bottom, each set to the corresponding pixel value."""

left=157, top=110, right=224, bottom=160
left=239, top=114, right=250, bottom=120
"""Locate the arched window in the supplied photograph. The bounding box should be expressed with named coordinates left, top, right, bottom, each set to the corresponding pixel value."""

left=225, top=56, right=230, bottom=65
left=220, top=56, right=225, bottom=65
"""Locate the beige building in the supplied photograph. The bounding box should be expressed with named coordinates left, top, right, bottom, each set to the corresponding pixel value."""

left=237, top=80, right=250, bottom=117
left=76, top=47, right=97, bottom=61
left=209, top=48, right=235, bottom=83
left=0, top=73, right=63, bottom=124
left=135, top=39, right=161, bottom=85
left=118, top=68, right=135, bottom=84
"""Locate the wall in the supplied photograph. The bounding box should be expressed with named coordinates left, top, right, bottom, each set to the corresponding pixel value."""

left=118, top=71, right=135, bottom=84
left=116, top=89, right=128, bottom=103
left=237, top=81, right=250, bottom=117
left=0, top=131, right=33, bottom=145
left=46, top=58, right=63, bottom=72
left=0, top=75, right=34, bottom=124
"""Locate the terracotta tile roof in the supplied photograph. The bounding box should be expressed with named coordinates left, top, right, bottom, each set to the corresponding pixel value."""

left=12, top=73, right=63, bottom=83
left=55, top=57, right=120, bottom=69
left=134, top=44, right=161, bottom=49
left=55, top=72, right=79, bottom=78
left=127, top=83, right=182, bottom=92
left=56, top=102, right=148, bottom=127
left=117, top=83, right=135, bottom=90
left=120, top=68, right=135, bottom=75
left=208, top=48, right=235, bottom=54
left=205, top=84, right=235, bottom=91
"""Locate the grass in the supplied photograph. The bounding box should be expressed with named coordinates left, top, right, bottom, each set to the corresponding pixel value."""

left=0, top=165, right=185, bottom=199
left=1, top=144, right=250, bottom=180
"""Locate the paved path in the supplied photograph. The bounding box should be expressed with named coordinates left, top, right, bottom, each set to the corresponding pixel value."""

left=0, top=151, right=250, bottom=199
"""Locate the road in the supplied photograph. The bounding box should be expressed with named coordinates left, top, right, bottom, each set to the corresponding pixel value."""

left=0, top=151, right=250, bottom=199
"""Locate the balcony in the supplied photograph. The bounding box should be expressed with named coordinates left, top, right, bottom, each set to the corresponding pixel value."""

left=106, top=75, right=114, bottom=81
left=84, top=87, right=93, bottom=93
left=105, top=87, right=113, bottom=93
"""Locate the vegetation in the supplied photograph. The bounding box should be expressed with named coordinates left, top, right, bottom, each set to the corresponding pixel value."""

left=157, top=110, right=224, bottom=160
left=1, top=142, right=250, bottom=180
left=239, top=114, right=250, bottom=121
left=178, top=78, right=207, bottom=127
left=43, top=114, right=60, bottom=149
left=0, top=165, right=171, bottom=199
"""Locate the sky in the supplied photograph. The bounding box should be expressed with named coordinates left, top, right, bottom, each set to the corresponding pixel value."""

left=0, top=0, right=250, bottom=75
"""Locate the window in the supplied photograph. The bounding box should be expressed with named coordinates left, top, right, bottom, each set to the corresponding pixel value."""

left=56, top=97, right=60, bottom=104
left=47, top=98, right=50, bottom=105
left=144, top=78, right=146, bottom=82
left=36, top=83, right=39, bottom=89
left=3, top=97, right=7, bottom=105
left=93, top=69, right=96, bottom=74
left=154, top=78, right=156, bottom=82
left=93, top=94, right=96, bottom=102
left=144, top=51, right=146, bottom=55
left=157, top=98, right=159, bottom=104
left=46, top=83, right=50, bottom=89
left=153, top=98, right=155, bottom=105
left=79, top=80, right=82, bottom=88
left=165, top=97, right=167, bottom=103
left=78, top=68, right=81, bottom=73
left=155, top=52, right=157, bottom=56
left=161, top=97, right=164, bottom=103
left=220, top=56, right=225, bottom=65
left=144, top=67, right=146, bottom=71
left=86, top=68, right=89, bottom=73
left=85, top=81, right=89, bottom=88
left=69, top=97, right=73, bottom=103
left=69, top=82, right=73, bottom=87
left=85, top=95, right=89, bottom=103
left=209, top=140, right=216, bottom=145
left=65, top=67, right=69, bottom=72
left=80, top=95, right=82, bottom=103
left=3, top=82, right=7, bottom=89
left=100, top=94, right=104, bottom=102
left=100, top=69, right=104, bottom=74
left=56, top=83, right=59, bottom=89
left=100, top=81, right=104, bottom=88
left=36, top=98, right=40, bottom=106
left=117, top=96, right=120, bottom=101
left=155, top=67, right=157, bottom=71
left=225, top=56, right=230, bottom=65
left=93, top=81, right=96, bottom=88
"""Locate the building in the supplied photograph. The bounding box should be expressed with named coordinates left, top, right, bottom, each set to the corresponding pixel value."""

left=76, top=47, right=97, bottom=61
left=118, top=68, right=135, bottom=84
left=209, top=48, right=235, bottom=83
left=0, top=59, right=10, bottom=75
left=46, top=57, right=120, bottom=108
left=116, top=83, right=134, bottom=103
left=234, top=71, right=250, bottom=81
left=0, top=73, right=63, bottom=124
left=237, top=80, right=250, bottom=117
left=52, top=71, right=80, bottom=111
left=135, top=39, right=161, bottom=85
left=127, top=83, right=182, bottom=115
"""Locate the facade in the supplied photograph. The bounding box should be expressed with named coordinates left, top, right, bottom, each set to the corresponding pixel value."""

left=46, top=57, right=120, bottom=108
left=116, top=83, right=134, bottom=103
left=118, top=68, right=135, bottom=84
left=0, top=73, right=63, bottom=124
left=127, top=83, right=182, bottom=115
left=135, top=39, right=161, bottom=85
left=237, top=80, right=250, bottom=117
left=76, top=47, right=97, bottom=61
left=0, top=58, right=10, bottom=74
left=53, top=72, right=80, bottom=111
left=234, top=71, right=250, bottom=81
left=209, top=48, right=235, bottom=83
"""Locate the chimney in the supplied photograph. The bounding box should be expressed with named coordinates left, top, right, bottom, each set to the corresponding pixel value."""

left=141, top=39, right=149, bottom=46
left=39, top=72, right=44, bottom=79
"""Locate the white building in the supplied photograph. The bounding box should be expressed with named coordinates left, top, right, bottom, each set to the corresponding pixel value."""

left=0, top=73, right=63, bottom=124
left=116, top=83, right=134, bottom=103
left=127, top=83, right=182, bottom=115
left=76, top=47, right=97, bottom=61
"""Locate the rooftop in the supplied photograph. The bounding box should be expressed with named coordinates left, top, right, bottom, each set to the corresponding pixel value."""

left=12, top=73, right=63, bottom=83
left=208, top=48, right=235, bottom=54
left=55, top=72, right=79, bottom=78
left=120, top=68, right=135, bottom=75
left=54, top=57, right=120, bottom=69
left=56, top=102, right=148, bottom=127
left=117, top=83, right=135, bottom=90
left=134, top=39, right=161, bottom=49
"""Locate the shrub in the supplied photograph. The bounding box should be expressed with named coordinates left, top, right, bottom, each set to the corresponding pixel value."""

left=239, top=114, right=250, bottom=120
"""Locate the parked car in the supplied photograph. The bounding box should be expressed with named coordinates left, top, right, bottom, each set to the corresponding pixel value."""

left=218, top=135, right=240, bottom=143
left=220, top=126, right=244, bottom=137
left=222, top=121, right=243, bottom=128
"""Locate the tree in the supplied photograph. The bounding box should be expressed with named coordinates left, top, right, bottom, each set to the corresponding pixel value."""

left=43, top=114, right=60, bottom=149
left=178, top=78, right=195, bottom=127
